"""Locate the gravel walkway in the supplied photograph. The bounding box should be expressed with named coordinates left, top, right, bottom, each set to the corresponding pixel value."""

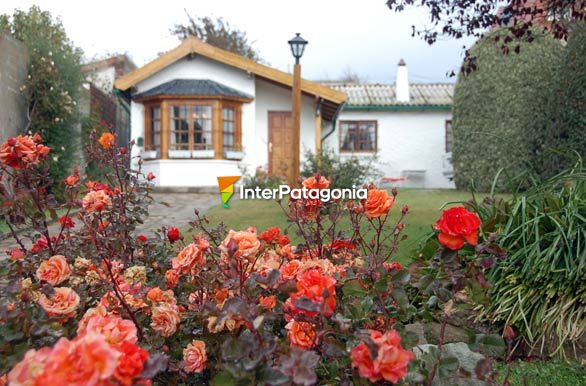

left=0, top=193, right=218, bottom=252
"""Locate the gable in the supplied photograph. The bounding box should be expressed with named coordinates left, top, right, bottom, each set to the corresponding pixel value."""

left=115, top=36, right=346, bottom=107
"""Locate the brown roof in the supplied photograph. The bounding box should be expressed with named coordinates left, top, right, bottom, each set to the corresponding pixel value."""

left=114, top=36, right=346, bottom=107
left=82, top=54, right=137, bottom=73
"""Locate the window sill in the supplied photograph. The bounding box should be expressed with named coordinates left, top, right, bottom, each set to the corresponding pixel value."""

left=224, top=150, right=245, bottom=160
left=141, top=150, right=159, bottom=160
left=168, top=150, right=216, bottom=159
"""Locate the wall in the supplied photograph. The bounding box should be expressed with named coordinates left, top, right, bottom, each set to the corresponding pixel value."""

left=324, top=109, right=454, bottom=189
left=0, top=34, right=29, bottom=140
left=253, top=77, right=317, bottom=169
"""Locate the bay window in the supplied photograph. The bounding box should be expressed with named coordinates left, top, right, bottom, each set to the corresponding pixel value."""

left=142, top=99, right=243, bottom=160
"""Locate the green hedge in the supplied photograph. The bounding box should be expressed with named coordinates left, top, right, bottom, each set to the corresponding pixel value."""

left=536, top=23, right=586, bottom=179
left=452, top=29, right=564, bottom=192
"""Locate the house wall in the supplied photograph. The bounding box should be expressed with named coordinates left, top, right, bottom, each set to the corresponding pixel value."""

left=0, top=34, right=29, bottom=140
left=130, top=56, right=318, bottom=187
left=253, top=78, right=317, bottom=169
left=323, top=109, right=454, bottom=189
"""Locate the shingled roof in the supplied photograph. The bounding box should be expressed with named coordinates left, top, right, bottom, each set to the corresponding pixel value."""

left=133, top=79, right=253, bottom=101
left=327, top=83, right=454, bottom=109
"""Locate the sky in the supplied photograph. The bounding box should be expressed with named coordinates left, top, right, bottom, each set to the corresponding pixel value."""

left=0, top=0, right=477, bottom=83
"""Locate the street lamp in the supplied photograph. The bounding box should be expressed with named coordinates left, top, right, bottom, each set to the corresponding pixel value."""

left=288, top=33, right=307, bottom=185
left=288, top=33, right=308, bottom=64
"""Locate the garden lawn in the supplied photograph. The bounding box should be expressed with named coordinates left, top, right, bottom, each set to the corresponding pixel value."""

left=496, top=360, right=586, bottom=386
left=198, top=189, right=475, bottom=263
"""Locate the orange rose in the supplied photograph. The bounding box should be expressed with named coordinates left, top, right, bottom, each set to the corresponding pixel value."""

left=7, top=347, right=52, bottom=385
left=171, top=242, right=206, bottom=274
left=220, top=229, right=260, bottom=262
left=364, top=189, right=394, bottom=219
left=183, top=340, right=207, bottom=374
left=82, top=189, right=112, bottom=213
left=280, top=259, right=302, bottom=280
left=98, top=133, right=116, bottom=149
left=77, top=314, right=138, bottom=346
left=287, top=269, right=337, bottom=318
left=150, top=303, right=180, bottom=337
left=259, top=295, right=276, bottom=310
left=302, top=175, right=330, bottom=190
left=0, top=134, right=50, bottom=170
left=146, top=287, right=177, bottom=305
left=286, top=320, right=317, bottom=349
left=352, top=330, right=414, bottom=384
left=36, top=255, right=72, bottom=286
left=35, top=333, right=121, bottom=386
left=165, top=269, right=180, bottom=288
left=38, top=287, right=80, bottom=320
left=64, top=174, right=79, bottom=187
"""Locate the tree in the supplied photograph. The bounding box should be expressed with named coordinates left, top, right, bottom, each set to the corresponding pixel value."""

left=386, top=0, right=585, bottom=73
left=0, top=6, right=84, bottom=189
left=172, top=12, right=262, bottom=62
left=451, top=29, right=563, bottom=192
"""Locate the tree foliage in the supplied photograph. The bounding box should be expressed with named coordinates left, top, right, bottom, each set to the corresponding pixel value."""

left=0, top=6, right=84, bottom=189
left=386, top=0, right=585, bottom=73
left=172, top=12, right=261, bottom=62
left=452, top=29, right=564, bottom=192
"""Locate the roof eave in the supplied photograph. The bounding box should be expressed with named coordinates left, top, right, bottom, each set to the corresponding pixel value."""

left=114, top=36, right=346, bottom=105
left=343, top=104, right=452, bottom=111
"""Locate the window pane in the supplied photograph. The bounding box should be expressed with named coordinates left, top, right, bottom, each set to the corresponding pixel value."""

left=222, top=107, right=237, bottom=151
left=170, top=105, right=189, bottom=150
left=193, top=105, right=212, bottom=150
left=149, top=106, right=161, bottom=151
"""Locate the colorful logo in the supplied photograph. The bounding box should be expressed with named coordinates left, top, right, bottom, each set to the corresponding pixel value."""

left=217, top=176, right=241, bottom=208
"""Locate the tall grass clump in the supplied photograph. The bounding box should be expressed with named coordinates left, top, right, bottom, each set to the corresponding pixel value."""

left=472, top=160, right=586, bottom=357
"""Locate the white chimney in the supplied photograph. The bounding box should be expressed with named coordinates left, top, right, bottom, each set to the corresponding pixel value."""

left=396, top=59, right=410, bottom=103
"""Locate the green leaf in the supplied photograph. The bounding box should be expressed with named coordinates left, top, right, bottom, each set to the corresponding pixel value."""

left=256, top=366, right=289, bottom=385
left=343, top=280, right=366, bottom=297
left=211, top=371, right=236, bottom=386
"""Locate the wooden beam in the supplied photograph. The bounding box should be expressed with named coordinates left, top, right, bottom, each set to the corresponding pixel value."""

left=213, top=101, right=222, bottom=159
left=292, top=64, right=302, bottom=186
left=315, top=109, right=322, bottom=155
left=160, top=100, right=169, bottom=159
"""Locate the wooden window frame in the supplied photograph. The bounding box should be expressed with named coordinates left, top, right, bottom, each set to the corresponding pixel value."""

left=143, top=103, right=161, bottom=151
left=338, top=120, right=378, bottom=153
left=445, top=119, right=453, bottom=153
left=142, top=97, right=243, bottom=160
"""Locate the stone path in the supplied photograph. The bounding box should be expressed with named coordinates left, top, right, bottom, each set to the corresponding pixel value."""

left=0, top=193, right=218, bottom=252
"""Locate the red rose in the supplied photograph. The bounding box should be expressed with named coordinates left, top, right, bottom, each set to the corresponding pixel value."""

left=259, top=227, right=281, bottom=244
left=114, top=341, right=149, bottom=386
left=434, top=207, right=481, bottom=250
left=167, top=227, right=181, bottom=243
left=59, top=216, right=75, bottom=229
left=136, top=235, right=148, bottom=243
left=147, top=172, right=156, bottom=181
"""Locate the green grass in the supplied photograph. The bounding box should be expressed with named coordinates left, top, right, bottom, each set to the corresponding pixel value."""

left=496, top=360, right=586, bottom=386
left=200, top=189, right=475, bottom=263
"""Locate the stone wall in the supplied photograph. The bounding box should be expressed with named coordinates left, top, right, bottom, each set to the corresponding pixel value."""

left=0, top=33, right=29, bottom=140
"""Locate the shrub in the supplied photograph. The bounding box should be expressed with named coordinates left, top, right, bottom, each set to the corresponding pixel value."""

left=452, top=29, right=564, bottom=192
left=301, top=149, right=381, bottom=190
left=536, top=22, right=586, bottom=180
left=0, top=132, right=507, bottom=384
left=0, top=6, right=84, bottom=192
left=471, top=161, right=586, bottom=357
left=238, top=164, right=284, bottom=189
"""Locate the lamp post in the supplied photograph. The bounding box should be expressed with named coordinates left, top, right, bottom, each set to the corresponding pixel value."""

left=288, top=33, right=308, bottom=186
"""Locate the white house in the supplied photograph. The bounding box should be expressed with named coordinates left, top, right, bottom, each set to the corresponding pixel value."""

left=114, top=37, right=454, bottom=190
left=326, top=61, right=455, bottom=189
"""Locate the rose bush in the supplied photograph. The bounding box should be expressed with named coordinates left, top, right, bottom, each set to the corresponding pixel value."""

left=0, top=130, right=507, bottom=385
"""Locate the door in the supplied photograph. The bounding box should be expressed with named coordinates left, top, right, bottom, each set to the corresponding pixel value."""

left=268, top=111, right=295, bottom=184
